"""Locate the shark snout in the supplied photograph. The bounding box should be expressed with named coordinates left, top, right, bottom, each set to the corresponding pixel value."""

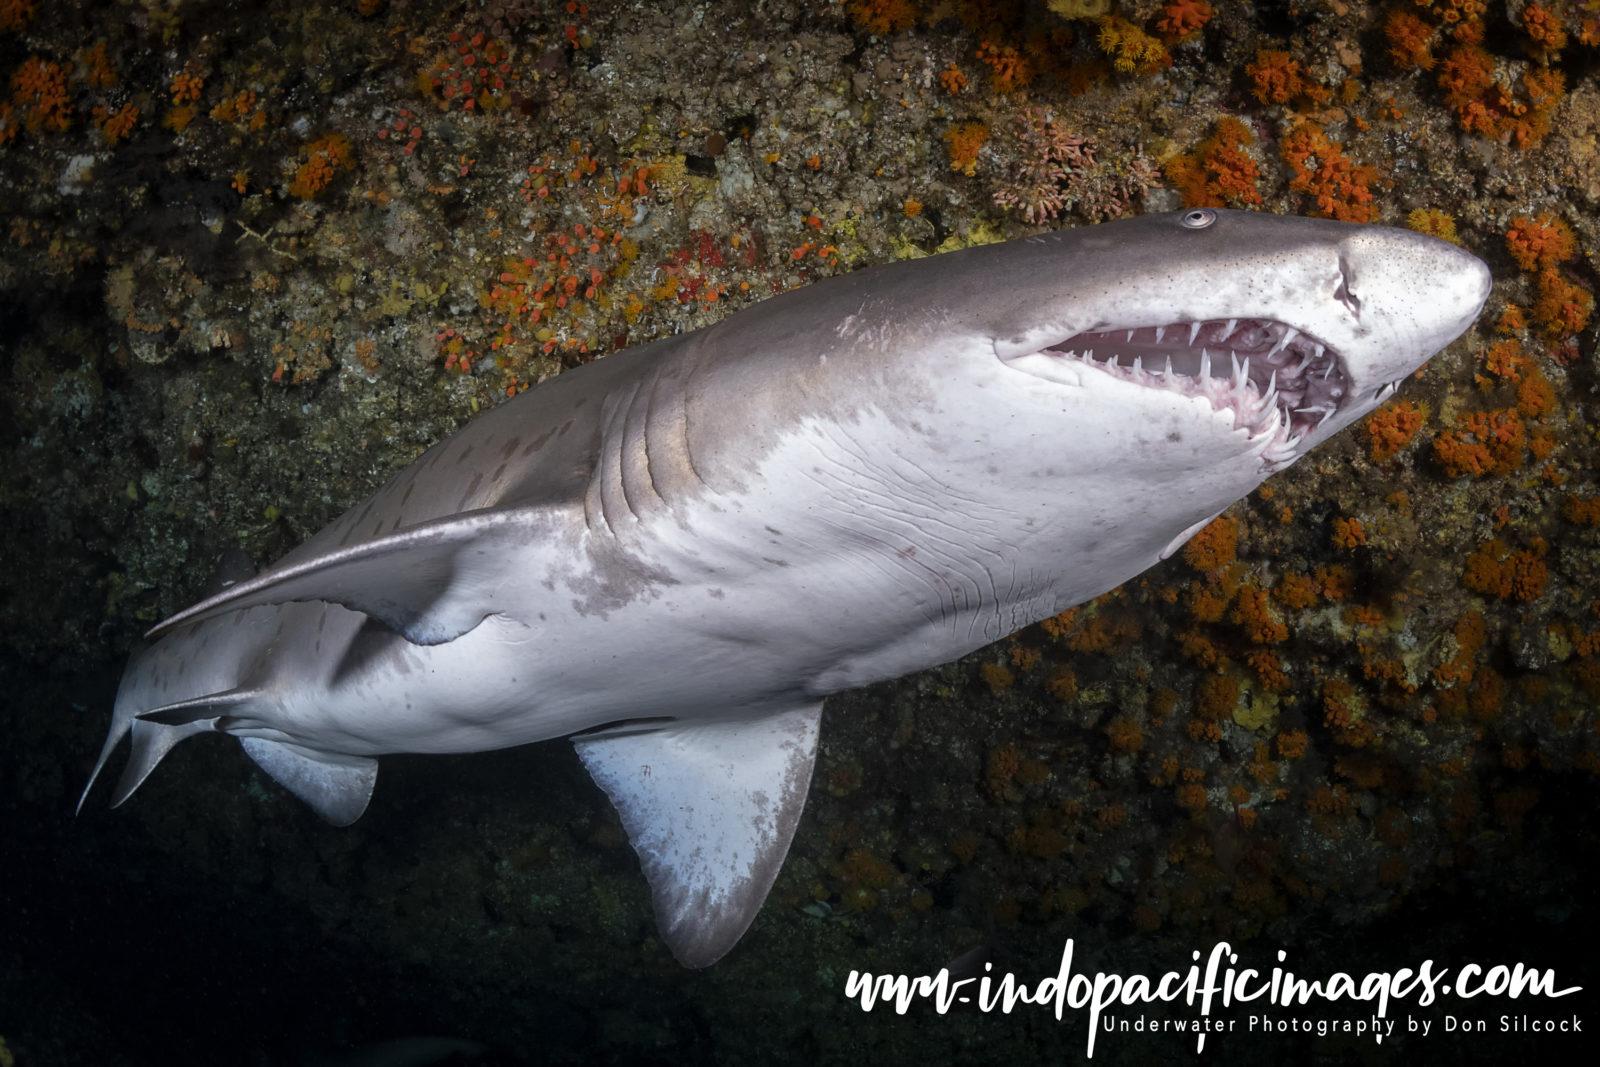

left=1334, top=228, right=1491, bottom=385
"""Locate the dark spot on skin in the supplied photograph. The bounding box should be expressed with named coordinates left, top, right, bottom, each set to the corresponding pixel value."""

left=558, top=417, right=575, bottom=437
left=761, top=557, right=790, bottom=567
left=502, top=438, right=521, bottom=458
left=1167, top=430, right=1183, bottom=443
left=708, top=588, right=725, bottom=599
left=492, top=463, right=507, bottom=481
left=400, top=481, right=415, bottom=506
left=522, top=429, right=552, bottom=456
left=457, top=444, right=474, bottom=464
left=897, top=546, right=917, bottom=558
left=764, top=526, right=782, bottom=536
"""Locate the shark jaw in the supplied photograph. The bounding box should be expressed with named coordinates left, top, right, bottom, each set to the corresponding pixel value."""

left=1001, top=316, right=1369, bottom=473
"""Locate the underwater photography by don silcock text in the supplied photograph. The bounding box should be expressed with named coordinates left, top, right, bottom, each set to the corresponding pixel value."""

left=2, top=1, right=1598, bottom=1065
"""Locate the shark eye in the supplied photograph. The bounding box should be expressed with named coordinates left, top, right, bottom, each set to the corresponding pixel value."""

left=1181, top=208, right=1216, bottom=230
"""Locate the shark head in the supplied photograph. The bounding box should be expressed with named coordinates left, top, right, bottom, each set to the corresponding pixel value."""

left=683, top=209, right=1489, bottom=614
left=985, top=207, right=1490, bottom=477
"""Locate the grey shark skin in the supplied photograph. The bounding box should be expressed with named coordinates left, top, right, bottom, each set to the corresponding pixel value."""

left=85, top=209, right=1490, bottom=967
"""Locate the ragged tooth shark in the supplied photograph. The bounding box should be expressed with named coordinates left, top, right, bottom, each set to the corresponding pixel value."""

left=83, top=209, right=1490, bottom=967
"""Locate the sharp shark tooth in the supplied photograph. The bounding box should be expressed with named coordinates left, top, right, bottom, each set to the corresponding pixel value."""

left=1199, top=347, right=1212, bottom=382
left=1132, top=355, right=1144, bottom=375
left=1269, top=326, right=1299, bottom=356
left=1126, top=329, right=1135, bottom=343
left=1188, top=321, right=1202, bottom=345
left=1222, top=318, right=1237, bottom=338
left=1230, top=350, right=1244, bottom=389
left=1154, top=325, right=1165, bottom=344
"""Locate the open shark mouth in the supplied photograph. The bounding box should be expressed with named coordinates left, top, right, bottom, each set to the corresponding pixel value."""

left=1009, top=318, right=1352, bottom=467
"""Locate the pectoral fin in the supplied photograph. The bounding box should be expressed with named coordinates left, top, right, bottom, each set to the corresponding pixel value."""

left=146, top=508, right=555, bottom=646
left=573, top=703, right=823, bottom=968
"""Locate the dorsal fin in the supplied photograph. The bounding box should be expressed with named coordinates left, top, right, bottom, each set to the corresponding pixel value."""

left=145, top=508, right=558, bottom=646
left=573, top=703, right=822, bottom=968
left=239, top=738, right=378, bottom=826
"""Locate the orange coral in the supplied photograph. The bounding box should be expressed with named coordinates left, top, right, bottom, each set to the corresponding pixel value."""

left=1315, top=563, right=1353, bottom=601
left=1482, top=338, right=1529, bottom=382
left=1164, top=115, right=1262, bottom=209
left=1232, top=587, right=1287, bottom=644
left=980, top=661, right=1014, bottom=694
left=1246, top=49, right=1326, bottom=107
left=1506, top=213, right=1576, bottom=271
left=1156, top=0, right=1213, bottom=42
left=169, top=66, right=204, bottom=105
left=1462, top=537, right=1548, bottom=601
left=1332, top=517, right=1367, bottom=549
left=289, top=132, right=353, bottom=199
left=1438, top=44, right=1564, bottom=146
left=1432, top=408, right=1526, bottom=477
left=1563, top=495, right=1600, bottom=526
left=1182, top=515, right=1237, bottom=571
left=1274, top=571, right=1320, bottom=610
left=1515, top=367, right=1556, bottom=418
left=1366, top=399, right=1424, bottom=462
left=1, top=0, right=35, bottom=32
left=93, top=102, right=138, bottom=145
left=937, top=62, right=967, bottom=95
left=1386, top=9, right=1439, bottom=69
left=1106, top=714, right=1144, bottom=753
left=976, top=39, right=1033, bottom=93
left=943, top=121, right=988, bottom=177
left=1522, top=3, right=1568, bottom=57
left=1277, top=729, right=1309, bottom=759
left=1247, top=648, right=1290, bottom=691
left=1187, top=581, right=1230, bottom=623
left=10, top=56, right=71, bottom=134
left=1279, top=125, right=1377, bottom=223
left=79, top=40, right=117, bottom=90
left=847, top=0, right=916, bottom=35
left=1531, top=268, right=1593, bottom=338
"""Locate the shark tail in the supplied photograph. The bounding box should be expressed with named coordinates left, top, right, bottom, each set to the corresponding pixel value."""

left=81, top=683, right=378, bottom=826
left=108, top=718, right=209, bottom=808
left=77, top=693, right=237, bottom=814
left=77, top=710, right=133, bottom=815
